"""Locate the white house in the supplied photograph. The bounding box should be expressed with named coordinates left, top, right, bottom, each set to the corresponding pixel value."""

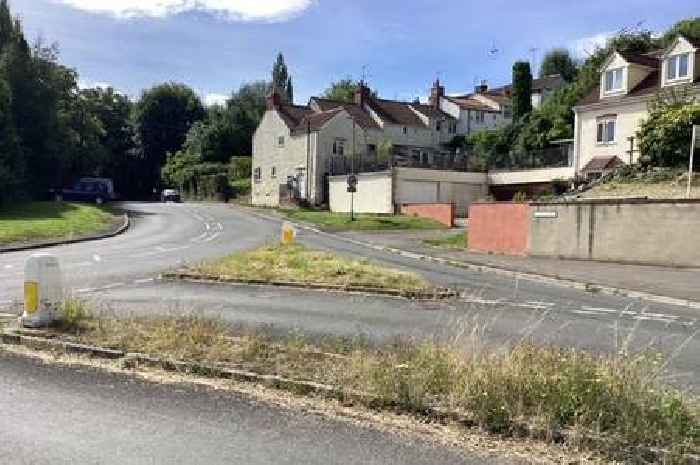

left=573, top=35, right=700, bottom=179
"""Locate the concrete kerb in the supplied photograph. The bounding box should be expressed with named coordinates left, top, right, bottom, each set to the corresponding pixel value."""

left=160, top=271, right=457, bottom=301
left=2, top=326, right=696, bottom=464
left=241, top=208, right=700, bottom=311
left=0, top=213, right=130, bottom=254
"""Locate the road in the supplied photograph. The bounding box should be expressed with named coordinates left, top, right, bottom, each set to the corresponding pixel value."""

left=1, top=202, right=698, bottom=393
left=0, top=351, right=520, bottom=465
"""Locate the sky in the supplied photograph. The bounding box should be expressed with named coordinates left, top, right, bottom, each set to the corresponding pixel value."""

left=10, top=0, right=700, bottom=105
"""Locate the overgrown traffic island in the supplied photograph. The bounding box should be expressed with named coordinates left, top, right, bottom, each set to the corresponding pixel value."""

left=13, top=311, right=699, bottom=463
left=280, top=209, right=447, bottom=232
left=169, top=243, right=451, bottom=298
left=0, top=202, right=123, bottom=247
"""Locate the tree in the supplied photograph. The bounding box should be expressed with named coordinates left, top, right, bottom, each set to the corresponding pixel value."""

left=134, top=83, right=205, bottom=195
left=322, top=78, right=377, bottom=103
left=272, top=52, right=293, bottom=102
left=539, top=48, right=578, bottom=82
left=659, top=17, right=700, bottom=48
left=637, top=90, right=700, bottom=167
left=512, top=61, right=532, bottom=121
left=0, top=76, right=22, bottom=203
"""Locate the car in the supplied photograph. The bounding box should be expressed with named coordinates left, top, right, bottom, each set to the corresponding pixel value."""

left=161, top=188, right=182, bottom=203
left=52, top=178, right=116, bottom=204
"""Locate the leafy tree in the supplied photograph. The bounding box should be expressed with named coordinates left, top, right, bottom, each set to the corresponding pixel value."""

left=272, top=52, right=293, bottom=102
left=0, top=76, right=22, bottom=203
left=512, top=61, right=532, bottom=121
left=659, top=17, right=700, bottom=48
left=637, top=90, right=700, bottom=167
left=539, top=48, right=578, bottom=82
left=134, top=82, right=205, bottom=194
left=322, top=78, right=377, bottom=103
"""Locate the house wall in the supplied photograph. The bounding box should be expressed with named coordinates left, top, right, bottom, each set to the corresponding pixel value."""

left=574, top=100, right=648, bottom=173
left=468, top=202, right=531, bottom=255
left=252, top=110, right=312, bottom=207
left=528, top=200, right=700, bottom=267
left=329, top=171, right=393, bottom=214
left=401, top=203, right=455, bottom=227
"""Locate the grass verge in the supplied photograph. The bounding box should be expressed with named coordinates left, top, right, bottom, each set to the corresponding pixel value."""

left=52, top=314, right=699, bottom=461
left=281, top=209, right=446, bottom=231
left=423, top=232, right=468, bottom=249
left=0, top=201, right=118, bottom=245
left=192, top=243, right=429, bottom=292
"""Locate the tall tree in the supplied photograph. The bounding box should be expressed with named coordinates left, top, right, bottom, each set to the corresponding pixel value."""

left=134, top=83, right=205, bottom=195
left=0, top=76, right=22, bottom=203
left=286, top=76, right=294, bottom=103
left=512, top=61, right=533, bottom=121
left=272, top=52, right=292, bottom=102
left=659, top=17, right=700, bottom=47
left=539, top=49, right=578, bottom=82
left=322, top=78, right=377, bottom=103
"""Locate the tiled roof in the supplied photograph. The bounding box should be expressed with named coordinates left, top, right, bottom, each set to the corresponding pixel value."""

left=578, top=68, right=671, bottom=106
left=445, top=96, right=495, bottom=111
left=292, top=108, right=343, bottom=134
left=310, top=97, right=347, bottom=112
left=277, top=104, right=314, bottom=130
left=532, top=74, right=566, bottom=91
left=618, top=51, right=659, bottom=68
left=411, top=104, right=455, bottom=120
left=582, top=156, right=623, bottom=172
left=342, top=104, right=381, bottom=130
left=366, top=98, right=427, bottom=127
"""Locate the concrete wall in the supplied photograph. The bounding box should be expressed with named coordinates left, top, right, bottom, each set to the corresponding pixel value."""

left=488, top=167, right=575, bottom=185
left=329, top=171, right=393, bottom=214
left=394, top=167, right=488, bottom=217
left=469, top=203, right=531, bottom=256
left=529, top=199, right=700, bottom=267
left=401, top=203, right=455, bottom=227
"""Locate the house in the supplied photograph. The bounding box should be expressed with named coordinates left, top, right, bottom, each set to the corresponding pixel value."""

left=573, top=35, right=700, bottom=179
left=251, top=83, right=457, bottom=207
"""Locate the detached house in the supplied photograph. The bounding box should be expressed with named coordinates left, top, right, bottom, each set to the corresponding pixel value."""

left=573, top=35, right=700, bottom=179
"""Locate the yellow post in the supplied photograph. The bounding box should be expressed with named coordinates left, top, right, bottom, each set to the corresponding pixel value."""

left=281, top=222, right=296, bottom=245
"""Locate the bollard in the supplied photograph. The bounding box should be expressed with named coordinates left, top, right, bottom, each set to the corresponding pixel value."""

left=281, top=222, right=296, bottom=245
left=21, top=253, right=63, bottom=328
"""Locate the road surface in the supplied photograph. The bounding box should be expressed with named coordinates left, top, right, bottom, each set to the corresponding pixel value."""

left=0, top=351, right=522, bottom=465
left=1, top=202, right=698, bottom=391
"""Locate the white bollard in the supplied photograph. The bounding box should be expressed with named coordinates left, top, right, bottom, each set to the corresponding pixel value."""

left=21, top=253, right=63, bottom=328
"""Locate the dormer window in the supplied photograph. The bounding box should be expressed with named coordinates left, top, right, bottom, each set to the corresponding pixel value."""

left=666, top=53, right=689, bottom=81
left=604, top=68, right=623, bottom=93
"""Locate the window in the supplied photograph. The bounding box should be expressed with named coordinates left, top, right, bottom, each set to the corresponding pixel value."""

left=596, top=117, right=616, bottom=144
left=270, top=166, right=276, bottom=178
left=253, top=167, right=261, bottom=182
left=666, top=53, right=690, bottom=81
left=332, top=139, right=345, bottom=155
left=436, top=120, right=442, bottom=131
left=402, top=126, right=408, bottom=135
left=277, top=136, right=285, bottom=147
left=448, top=121, right=457, bottom=134
left=492, top=113, right=497, bottom=121
left=604, top=68, right=623, bottom=92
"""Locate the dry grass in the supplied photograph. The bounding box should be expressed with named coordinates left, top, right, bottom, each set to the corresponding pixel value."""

left=55, top=314, right=699, bottom=461
left=193, top=243, right=429, bottom=291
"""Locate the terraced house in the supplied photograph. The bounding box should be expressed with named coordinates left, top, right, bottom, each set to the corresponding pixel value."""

left=573, top=35, right=700, bottom=179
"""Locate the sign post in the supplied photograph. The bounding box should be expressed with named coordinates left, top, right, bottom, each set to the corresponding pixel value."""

left=347, top=174, right=357, bottom=221
left=688, top=125, right=699, bottom=199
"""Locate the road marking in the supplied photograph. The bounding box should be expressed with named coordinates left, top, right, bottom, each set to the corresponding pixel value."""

left=134, top=278, right=154, bottom=284
left=191, top=231, right=209, bottom=242
left=3, top=265, right=13, bottom=269
left=75, top=261, right=94, bottom=267
left=92, top=254, right=102, bottom=262
left=75, top=288, right=97, bottom=294
left=100, top=283, right=125, bottom=290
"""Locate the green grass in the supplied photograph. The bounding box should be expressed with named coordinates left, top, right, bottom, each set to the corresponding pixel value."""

left=281, top=209, right=446, bottom=231
left=194, top=243, right=429, bottom=291
left=0, top=202, right=117, bottom=245
left=423, top=232, right=467, bottom=249
left=60, top=314, right=699, bottom=460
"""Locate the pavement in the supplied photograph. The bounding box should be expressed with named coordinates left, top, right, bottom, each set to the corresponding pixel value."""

left=0, top=351, right=521, bottom=465
left=336, top=229, right=700, bottom=303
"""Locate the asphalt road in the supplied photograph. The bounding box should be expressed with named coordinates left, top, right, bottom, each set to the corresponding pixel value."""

left=1, top=202, right=698, bottom=393
left=0, top=351, right=520, bottom=465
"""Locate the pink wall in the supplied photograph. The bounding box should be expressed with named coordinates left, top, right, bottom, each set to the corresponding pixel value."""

left=468, top=202, right=531, bottom=255
left=401, top=203, right=455, bottom=227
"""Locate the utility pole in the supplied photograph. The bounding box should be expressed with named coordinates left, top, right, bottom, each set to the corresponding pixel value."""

left=351, top=118, right=356, bottom=221
left=306, top=119, right=311, bottom=202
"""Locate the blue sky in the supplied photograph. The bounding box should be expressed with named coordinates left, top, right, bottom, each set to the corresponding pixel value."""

left=11, top=0, right=700, bottom=105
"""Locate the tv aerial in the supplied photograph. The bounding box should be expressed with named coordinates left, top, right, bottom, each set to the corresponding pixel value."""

left=487, top=40, right=500, bottom=59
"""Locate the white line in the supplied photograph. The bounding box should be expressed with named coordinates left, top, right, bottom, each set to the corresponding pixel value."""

left=134, top=278, right=154, bottom=284
left=581, top=306, right=619, bottom=313
left=191, top=232, right=209, bottom=242
left=74, top=288, right=97, bottom=294
left=202, top=232, right=221, bottom=242
left=75, top=261, right=94, bottom=267
left=205, top=223, right=211, bottom=230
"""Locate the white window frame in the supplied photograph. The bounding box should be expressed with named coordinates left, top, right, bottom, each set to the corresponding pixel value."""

left=332, top=139, right=345, bottom=156
left=270, top=166, right=276, bottom=178
left=596, top=116, right=617, bottom=145
left=604, top=68, right=624, bottom=93
left=277, top=136, right=285, bottom=147
left=253, top=167, right=262, bottom=183
left=666, top=53, right=690, bottom=82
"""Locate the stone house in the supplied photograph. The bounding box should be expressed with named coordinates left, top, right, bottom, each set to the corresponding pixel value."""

left=573, top=35, right=700, bottom=179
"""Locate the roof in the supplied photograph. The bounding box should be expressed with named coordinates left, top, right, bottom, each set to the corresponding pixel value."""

left=582, top=156, right=623, bottom=172
left=366, top=98, right=427, bottom=127
left=277, top=104, right=314, bottom=129
left=532, top=74, right=566, bottom=91
left=617, top=51, right=659, bottom=68
left=309, top=97, right=347, bottom=112
left=444, top=96, right=495, bottom=111
left=411, top=103, right=455, bottom=120
left=291, top=108, right=343, bottom=134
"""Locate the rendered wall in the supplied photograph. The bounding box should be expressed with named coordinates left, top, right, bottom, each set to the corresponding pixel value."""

left=468, top=203, right=531, bottom=256
left=329, top=172, right=393, bottom=214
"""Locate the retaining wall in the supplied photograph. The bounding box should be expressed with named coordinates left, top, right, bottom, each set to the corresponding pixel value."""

left=401, top=203, right=455, bottom=227
left=468, top=203, right=531, bottom=256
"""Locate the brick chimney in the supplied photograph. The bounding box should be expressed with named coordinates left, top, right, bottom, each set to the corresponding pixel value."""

left=354, top=80, right=370, bottom=107
left=266, top=90, right=281, bottom=110
left=429, top=79, right=445, bottom=109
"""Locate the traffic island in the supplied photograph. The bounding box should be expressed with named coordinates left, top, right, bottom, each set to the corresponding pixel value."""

left=2, top=313, right=698, bottom=464
left=163, top=243, right=457, bottom=300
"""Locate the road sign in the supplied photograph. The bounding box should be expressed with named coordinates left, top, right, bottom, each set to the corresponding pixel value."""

left=347, top=174, right=358, bottom=193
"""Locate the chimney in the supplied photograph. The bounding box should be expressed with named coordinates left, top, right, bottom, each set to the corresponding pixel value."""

left=354, top=80, right=370, bottom=107
left=474, top=80, right=488, bottom=94
left=429, top=79, right=445, bottom=109
left=266, top=90, right=281, bottom=110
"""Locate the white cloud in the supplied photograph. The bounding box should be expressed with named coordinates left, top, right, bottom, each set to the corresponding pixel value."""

left=571, top=32, right=613, bottom=58
left=78, top=79, right=113, bottom=90
left=55, top=0, right=315, bottom=22
left=203, top=93, right=229, bottom=106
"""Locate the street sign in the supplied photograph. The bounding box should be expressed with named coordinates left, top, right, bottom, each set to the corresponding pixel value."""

left=347, top=174, right=358, bottom=193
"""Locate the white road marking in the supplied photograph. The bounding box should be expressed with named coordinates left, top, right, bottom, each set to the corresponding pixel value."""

left=100, top=283, right=125, bottom=290
left=191, top=231, right=209, bottom=242
left=205, top=223, right=211, bottom=230
left=134, top=278, right=154, bottom=284
left=92, top=254, right=102, bottom=262
left=75, top=288, right=97, bottom=294
left=3, top=265, right=13, bottom=269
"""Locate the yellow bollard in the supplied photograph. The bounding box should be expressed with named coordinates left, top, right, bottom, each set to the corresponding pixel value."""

left=281, top=222, right=296, bottom=245
left=21, top=253, right=63, bottom=328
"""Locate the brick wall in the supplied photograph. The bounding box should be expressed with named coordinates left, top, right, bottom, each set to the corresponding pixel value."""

left=401, top=203, right=455, bottom=227
left=468, top=202, right=530, bottom=255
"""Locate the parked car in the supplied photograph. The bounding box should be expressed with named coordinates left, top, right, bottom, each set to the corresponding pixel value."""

left=52, top=178, right=117, bottom=204
left=161, top=188, right=182, bottom=203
